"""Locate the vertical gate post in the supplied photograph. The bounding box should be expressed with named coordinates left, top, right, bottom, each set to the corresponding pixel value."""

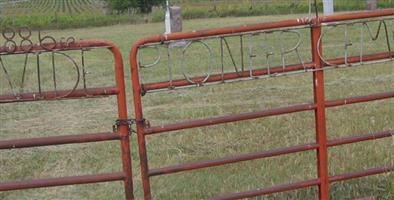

left=130, top=43, right=153, bottom=200
left=311, top=21, right=330, bottom=199
left=112, top=45, right=135, bottom=200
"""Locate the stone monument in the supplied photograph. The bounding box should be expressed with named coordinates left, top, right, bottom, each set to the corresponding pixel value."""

left=165, top=1, right=182, bottom=34
left=366, top=0, right=378, bottom=10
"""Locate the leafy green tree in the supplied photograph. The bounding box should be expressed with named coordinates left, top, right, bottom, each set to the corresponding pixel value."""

left=106, top=0, right=132, bottom=13
left=138, top=0, right=165, bottom=13
left=106, top=0, right=165, bottom=13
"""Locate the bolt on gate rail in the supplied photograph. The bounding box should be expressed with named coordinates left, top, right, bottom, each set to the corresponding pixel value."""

left=0, top=29, right=134, bottom=200
left=130, top=9, right=394, bottom=199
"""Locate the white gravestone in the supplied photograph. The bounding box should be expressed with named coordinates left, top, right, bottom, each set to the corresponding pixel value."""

left=322, top=0, right=334, bottom=15
left=165, top=1, right=182, bottom=34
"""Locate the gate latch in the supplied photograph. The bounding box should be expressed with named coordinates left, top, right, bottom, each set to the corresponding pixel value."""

left=113, top=119, right=136, bottom=135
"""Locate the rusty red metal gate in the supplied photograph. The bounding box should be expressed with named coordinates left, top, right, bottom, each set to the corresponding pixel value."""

left=0, top=36, right=134, bottom=199
left=130, top=9, right=394, bottom=199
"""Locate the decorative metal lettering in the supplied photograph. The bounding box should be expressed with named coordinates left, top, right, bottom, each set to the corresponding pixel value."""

left=318, top=17, right=394, bottom=67
left=0, top=26, right=92, bottom=102
left=136, top=17, right=393, bottom=94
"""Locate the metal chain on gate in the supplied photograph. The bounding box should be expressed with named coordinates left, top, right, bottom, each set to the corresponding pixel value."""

left=113, top=119, right=136, bottom=135
left=113, top=118, right=151, bottom=135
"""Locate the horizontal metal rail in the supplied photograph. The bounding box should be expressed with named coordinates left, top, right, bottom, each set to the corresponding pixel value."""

left=0, top=172, right=126, bottom=191
left=325, top=52, right=393, bottom=66
left=149, top=129, right=393, bottom=177
left=320, top=9, right=394, bottom=23
left=0, top=87, right=119, bottom=103
left=145, top=103, right=316, bottom=135
left=326, top=91, right=394, bottom=108
left=210, top=179, right=321, bottom=200
left=142, top=51, right=394, bottom=93
left=149, top=143, right=319, bottom=177
left=145, top=91, right=394, bottom=135
left=329, top=166, right=394, bottom=183
left=131, top=9, right=394, bottom=47
left=0, top=132, right=120, bottom=149
left=328, top=130, right=394, bottom=147
left=211, top=165, right=394, bottom=200
left=142, top=62, right=314, bottom=92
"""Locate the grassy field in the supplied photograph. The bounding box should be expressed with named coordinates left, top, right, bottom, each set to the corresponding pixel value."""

left=1, top=13, right=394, bottom=199
left=1, top=0, right=394, bottom=29
left=0, top=0, right=106, bottom=16
left=0, top=0, right=142, bottom=29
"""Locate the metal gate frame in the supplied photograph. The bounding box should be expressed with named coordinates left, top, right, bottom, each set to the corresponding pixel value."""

left=0, top=40, right=134, bottom=200
left=130, top=10, right=394, bottom=199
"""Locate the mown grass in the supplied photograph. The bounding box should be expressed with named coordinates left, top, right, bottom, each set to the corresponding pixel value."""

left=0, top=14, right=393, bottom=199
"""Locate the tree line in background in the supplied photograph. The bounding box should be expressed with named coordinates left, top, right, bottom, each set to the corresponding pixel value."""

left=106, top=0, right=166, bottom=13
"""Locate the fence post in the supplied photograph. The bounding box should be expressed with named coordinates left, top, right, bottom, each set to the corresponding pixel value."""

left=130, top=43, right=152, bottom=200
left=311, top=21, right=330, bottom=199
left=111, top=46, right=135, bottom=200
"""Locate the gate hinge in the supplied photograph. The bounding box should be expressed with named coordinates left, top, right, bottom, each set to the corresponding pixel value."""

left=113, top=119, right=136, bottom=135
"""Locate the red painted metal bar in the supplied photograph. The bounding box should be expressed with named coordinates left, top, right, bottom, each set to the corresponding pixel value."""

left=328, top=130, right=394, bottom=147
left=0, top=87, right=119, bottom=103
left=132, top=9, right=393, bottom=48
left=149, top=129, right=393, bottom=177
left=0, top=132, right=120, bottom=149
left=0, top=172, right=126, bottom=192
left=211, top=164, right=394, bottom=200
left=110, top=40, right=135, bottom=200
left=149, top=143, right=319, bottom=177
left=144, top=91, right=394, bottom=136
left=145, top=103, right=316, bottom=135
left=210, top=179, right=321, bottom=200
left=131, top=44, right=153, bottom=200
left=142, top=63, right=314, bottom=92
left=208, top=130, right=394, bottom=200
left=329, top=166, right=394, bottom=183
left=311, top=22, right=330, bottom=200
left=326, top=91, right=394, bottom=108
left=326, top=52, right=394, bottom=66
left=319, top=9, right=394, bottom=23
left=142, top=51, right=394, bottom=92
left=133, top=19, right=309, bottom=49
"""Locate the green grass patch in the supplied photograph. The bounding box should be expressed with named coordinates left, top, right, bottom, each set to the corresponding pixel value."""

left=0, top=14, right=393, bottom=199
